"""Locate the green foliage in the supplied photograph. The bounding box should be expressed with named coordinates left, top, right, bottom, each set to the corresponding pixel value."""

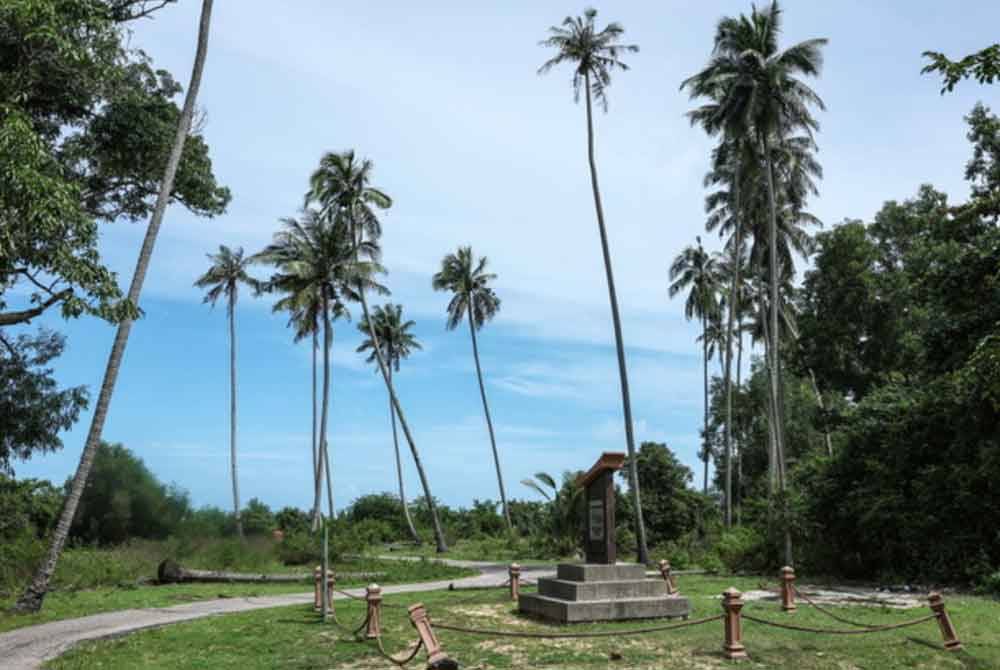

left=922, top=43, right=1000, bottom=93
left=70, top=442, right=192, bottom=545
left=239, top=498, right=275, bottom=536
left=714, top=526, right=768, bottom=573
left=976, top=571, right=1000, bottom=599
left=0, top=474, right=62, bottom=539
left=0, top=0, right=229, bottom=327
left=274, top=507, right=310, bottom=535
left=0, top=330, right=88, bottom=473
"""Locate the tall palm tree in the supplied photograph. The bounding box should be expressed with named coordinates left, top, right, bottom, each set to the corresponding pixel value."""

left=431, top=246, right=511, bottom=531
left=256, top=210, right=382, bottom=529
left=669, top=237, right=720, bottom=495
left=682, top=2, right=825, bottom=550
left=13, top=0, right=216, bottom=614
left=356, top=303, right=422, bottom=544
left=194, top=245, right=257, bottom=539
left=538, top=8, right=649, bottom=564
left=306, top=150, right=448, bottom=553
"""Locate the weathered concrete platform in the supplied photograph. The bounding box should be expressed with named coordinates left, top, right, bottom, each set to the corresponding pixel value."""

left=519, top=563, right=691, bottom=623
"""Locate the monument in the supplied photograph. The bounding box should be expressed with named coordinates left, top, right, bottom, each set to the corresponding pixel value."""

left=518, top=452, right=691, bottom=623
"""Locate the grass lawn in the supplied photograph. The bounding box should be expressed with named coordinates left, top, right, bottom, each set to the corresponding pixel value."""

left=374, top=538, right=574, bottom=565
left=45, top=575, right=1000, bottom=669
left=0, top=558, right=474, bottom=634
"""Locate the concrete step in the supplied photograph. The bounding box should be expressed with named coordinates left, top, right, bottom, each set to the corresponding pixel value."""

left=556, top=563, right=647, bottom=582
left=518, top=593, right=691, bottom=623
left=538, top=577, right=668, bottom=601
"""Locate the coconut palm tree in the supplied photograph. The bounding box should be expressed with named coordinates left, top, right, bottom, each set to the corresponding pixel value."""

left=256, top=210, right=383, bottom=530
left=194, top=245, right=258, bottom=539
left=13, top=0, right=217, bottom=614
left=306, top=150, right=448, bottom=553
left=669, top=237, right=720, bottom=496
left=356, top=303, right=422, bottom=544
left=538, top=8, right=649, bottom=564
left=431, top=246, right=511, bottom=531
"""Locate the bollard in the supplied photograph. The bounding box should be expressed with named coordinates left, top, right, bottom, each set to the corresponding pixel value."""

left=928, top=592, right=963, bottom=651
left=365, top=583, right=383, bottom=639
left=780, top=566, right=796, bottom=613
left=658, top=559, right=679, bottom=596
left=722, top=588, right=748, bottom=660
left=313, top=565, right=322, bottom=611
left=408, top=603, right=459, bottom=670
left=509, top=563, right=521, bottom=602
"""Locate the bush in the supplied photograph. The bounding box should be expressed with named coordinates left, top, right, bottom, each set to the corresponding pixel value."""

left=714, top=526, right=768, bottom=573
left=240, top=498, right=275, bottom=536
left=976, top=571, right=1000, bottom=599
left=277, top=531, right=319, bottom=566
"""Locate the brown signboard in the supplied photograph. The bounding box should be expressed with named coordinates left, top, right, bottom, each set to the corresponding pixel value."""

left=578, top=452, right=625, bottom=564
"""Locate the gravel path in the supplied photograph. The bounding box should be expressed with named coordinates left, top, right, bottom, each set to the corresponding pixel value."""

left=0, top=560, right=556, bottom=670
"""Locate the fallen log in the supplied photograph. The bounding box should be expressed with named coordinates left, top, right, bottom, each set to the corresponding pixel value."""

left=156, top=559, right=385, bottom=585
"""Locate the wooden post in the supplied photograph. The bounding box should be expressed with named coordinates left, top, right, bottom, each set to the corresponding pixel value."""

left=313, top=565, right=322, bottom=611
left=408, top=603, right=459, bottom=669
left=780, top=566, right=796, bottom=613
left=928, top=592, right=963, bottom=651
left=722, top=588, right=748, bottom=660
left=658, top=559, right=678, bottom=595
left=509, top=563, right=521, bottom=602
left=365, top=583, right=382, bottom=639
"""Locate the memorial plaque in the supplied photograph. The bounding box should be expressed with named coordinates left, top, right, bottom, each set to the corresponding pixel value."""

left=577, top=452, right=626, bottom=564
left=588, top=499, right=604, bottom=541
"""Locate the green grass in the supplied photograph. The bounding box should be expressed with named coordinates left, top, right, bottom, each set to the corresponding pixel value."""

left=375, top=537, right=574, bottom=565
left=44, top=575, right=1000, bottom=669
left=0, top=558, right=474, bottom=634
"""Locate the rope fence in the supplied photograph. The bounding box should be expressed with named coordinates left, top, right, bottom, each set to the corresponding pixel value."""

left=310, top=562, right=965, bottom=666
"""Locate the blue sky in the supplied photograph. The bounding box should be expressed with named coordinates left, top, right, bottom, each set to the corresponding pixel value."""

left=13, top=0, right=998, bottom=513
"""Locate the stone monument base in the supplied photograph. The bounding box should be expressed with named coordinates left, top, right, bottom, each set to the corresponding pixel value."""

left=518, top=563, right=691, bottom=623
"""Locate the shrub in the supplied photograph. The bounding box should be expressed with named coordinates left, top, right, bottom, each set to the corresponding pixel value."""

left=714, top=526, right=768, bottom=573
left=278, top=532, right=319, bottom=566
left=976, top=571, right=1000, bottom=599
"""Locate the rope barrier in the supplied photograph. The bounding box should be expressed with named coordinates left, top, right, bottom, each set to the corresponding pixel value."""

left=743, top=613, right=937, bottom=635
left=792, top=585, right=896, bottom=628
left=433, top=614, right=723, bottom=639
left=374, top=637, right=425, bottom=667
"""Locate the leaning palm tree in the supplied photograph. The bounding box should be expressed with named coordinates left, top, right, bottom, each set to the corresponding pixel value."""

left=538, top=7, right=649, bottom=564
left=256, top=210, right=382, bottom=529
left=306, top=150, right=448, bottom=553
left=13, top=0, right=217, bottom=613
left=669, top=237, right=720, bottom=495
left=356, top=303, right=422, bottom=544
left=194, top=245, right=257, bottom=540
left=431, top=247, right=512, bottom=531
left=682, top=2, right=825, bottom=557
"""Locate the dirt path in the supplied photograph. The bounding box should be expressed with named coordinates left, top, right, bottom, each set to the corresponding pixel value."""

left=0, top=561, right=555, bottom=670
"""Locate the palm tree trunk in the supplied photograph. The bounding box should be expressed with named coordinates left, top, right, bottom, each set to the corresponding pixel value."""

left=468, top=301, right=512, bottom=530
left=583, top=70, right=649, bottom=565
left=315, top=291, right=333, bottom=529
left=735, top=320, right=743, bottom=523
left=722, top=176, right=742, bottom=529
left=12, top=0, right=215, bottom=614
left=229, top=292, right=243, bottom=540
left=323, top=326, right=335, bottom=522
left=701, top=314, right=709, bottom=495
left=351, top=233, right=448, bottom=553
left=311, top=327, right=318, bottom=517
left=388, top=362, right=421, bottom=543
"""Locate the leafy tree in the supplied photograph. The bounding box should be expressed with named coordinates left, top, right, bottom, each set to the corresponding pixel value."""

left=0, top=475, right=63, bottom=541
left=194, top=246, right=258, bottom=539
left=69, top=442, right=191, bottom=545
left=922, top=44, right=1000, bottom=93
left=432, top=247, right=511, bottom=530
left=538, top=8, right=650, bottom=565
left=669, top=237, right=719, bottom=495
left=306, top=150, right=449, bottom=553
left=239, top=498, right=275, bottom=536
left=14, top=0, right=217, bottom=613
left=274, top=506, right=310, bottom=536
left=624, top=442, right=710, bottom=547
left=0, top=0, right=229, bottom=328
left=520, top=471, right=585, bottom=557
left=0, top=330, right=88, bottom=474
left=356, top=304, right=422, bottom=543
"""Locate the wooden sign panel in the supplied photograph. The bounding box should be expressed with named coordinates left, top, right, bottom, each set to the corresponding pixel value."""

left=578, top=452, right=625, bottom=565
